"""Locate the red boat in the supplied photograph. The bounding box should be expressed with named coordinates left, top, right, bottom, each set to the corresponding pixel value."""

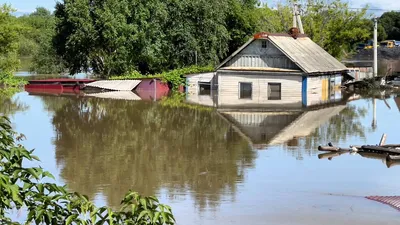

left=24, top=78, right=96, bottom=93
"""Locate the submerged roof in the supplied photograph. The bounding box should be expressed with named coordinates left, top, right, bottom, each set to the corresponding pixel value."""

left=217, top=32, right=347, bottom=74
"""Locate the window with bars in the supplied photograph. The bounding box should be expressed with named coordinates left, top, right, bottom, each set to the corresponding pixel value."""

left=239, top=82, right=252, bottom=99
left=268, top=83, right=281, bottom=100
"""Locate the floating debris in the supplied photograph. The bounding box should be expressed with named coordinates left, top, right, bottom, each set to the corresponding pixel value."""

left=317, top=134, right=400, bottom=168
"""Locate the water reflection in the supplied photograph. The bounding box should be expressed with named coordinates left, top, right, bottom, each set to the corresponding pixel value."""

left=0, top=90, right=29, bottom=117
left=40, top=96, right=255, bottom=210
left=2, top=86, right=400, bottom=224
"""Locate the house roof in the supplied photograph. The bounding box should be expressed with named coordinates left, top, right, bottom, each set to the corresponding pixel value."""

left=217, top=32, right=348, bottom=74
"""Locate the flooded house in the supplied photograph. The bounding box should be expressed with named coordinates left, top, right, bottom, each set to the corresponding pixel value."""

left=186, top=31, right=348, bottom=109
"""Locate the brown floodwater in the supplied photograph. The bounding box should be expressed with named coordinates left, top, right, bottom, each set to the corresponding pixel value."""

left=1, top=89, right=400, bottom=224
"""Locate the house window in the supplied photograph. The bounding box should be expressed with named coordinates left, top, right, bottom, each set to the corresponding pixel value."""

left=239, top=82, right=252, bottom=99
left=261, top=40, right=268, bottom=48
left=268, top=83, right=281, bottom=100
left=198, top=82, right=211, bottom=95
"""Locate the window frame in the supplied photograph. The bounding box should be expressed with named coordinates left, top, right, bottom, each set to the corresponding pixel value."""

left=268, top=83, right=282, bottom=100
left=198, top=81, right=211, bottom=96
left=239, top=82, right=253, bottom=99
left=261, top=40, right=268, bottom=48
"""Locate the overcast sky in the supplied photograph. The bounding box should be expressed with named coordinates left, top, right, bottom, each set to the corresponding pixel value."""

left=1, top=0, right=399, bottom=15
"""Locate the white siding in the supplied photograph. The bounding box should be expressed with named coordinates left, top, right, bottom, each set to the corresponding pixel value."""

left=226, top=40, right=299, bottom=70
left=186, top=72, right=215, bottom=95
left=218, top=73, right=302, bottom=108
left=186, top=94, right=215, bottom=107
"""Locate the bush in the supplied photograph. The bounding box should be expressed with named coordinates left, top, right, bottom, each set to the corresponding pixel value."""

left=110, top=65, right=214, bottom=90
left=0, top=116, right=175, bottom=225
left=0, top=71, right=27, bottom=87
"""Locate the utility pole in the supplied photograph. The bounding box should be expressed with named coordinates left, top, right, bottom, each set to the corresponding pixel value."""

left=373, top=17, right=378, bottom=77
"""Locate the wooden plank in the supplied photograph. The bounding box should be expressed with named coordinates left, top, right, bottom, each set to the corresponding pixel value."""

left=379, top=133, right=387, bottom=146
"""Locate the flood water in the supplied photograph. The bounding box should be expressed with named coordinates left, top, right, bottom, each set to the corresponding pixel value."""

left=2, top=88, right=400, bottom=224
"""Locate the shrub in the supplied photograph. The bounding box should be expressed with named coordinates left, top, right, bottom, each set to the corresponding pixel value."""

left=110, top=65, right=214, bottom=90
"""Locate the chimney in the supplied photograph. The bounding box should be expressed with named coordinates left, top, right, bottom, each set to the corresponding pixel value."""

left=288, top=27, right=300, bottom=39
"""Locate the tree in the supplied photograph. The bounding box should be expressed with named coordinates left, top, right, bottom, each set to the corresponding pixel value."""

left=225, top=0, right=259, bottom=55
left=0, top=4, right=20, bottom=73
left=0, top=116, right=175, bottom=224
left=18, top=7, right=65, bottom=74
left=53, top=0, right=259, bottom=77
left=379, top=11, right=400, bottom=40
left=257, top=0, right=372, bottom=59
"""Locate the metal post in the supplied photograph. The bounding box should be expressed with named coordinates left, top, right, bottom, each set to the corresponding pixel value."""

left=293, top=4, right=297, bottom=28
left=373, top=17, right=378, bottom=77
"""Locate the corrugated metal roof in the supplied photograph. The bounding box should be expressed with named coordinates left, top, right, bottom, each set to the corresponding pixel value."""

left=85, top=80, right=141, bottom=91
left=217, top=33, right=347, bottom=74
left=268, top=36, right=347, bottom=74
left=85, top=91, right=141, bottom=100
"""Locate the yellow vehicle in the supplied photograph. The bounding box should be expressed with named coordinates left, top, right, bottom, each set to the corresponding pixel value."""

left=362, top=40, right=378, bottom=49
left=380, top=40, right=395, bottom=48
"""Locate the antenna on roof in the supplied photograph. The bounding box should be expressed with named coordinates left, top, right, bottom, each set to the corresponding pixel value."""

left=292, top=3, right=304, bottom=34
left=293, top=4, right=297, bottom=28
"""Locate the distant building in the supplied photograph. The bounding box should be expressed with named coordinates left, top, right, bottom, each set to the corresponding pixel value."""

left=186, top=32, right=348, bottom=109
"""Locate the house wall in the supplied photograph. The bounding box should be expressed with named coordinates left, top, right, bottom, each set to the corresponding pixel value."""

left=217, top=71, right=303, bottom=109
left=347, top=67, right=373, bottom=81
left=306, top=74, right=342, bottom=106
left=225, top=39, right=299, bottom=70
left=185, top=72, right=216, bottom=95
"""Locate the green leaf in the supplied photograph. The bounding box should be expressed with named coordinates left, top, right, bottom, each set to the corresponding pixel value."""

left=153, top=212, right=161, bottom=223
left=66, top=214, right=77, bottom=225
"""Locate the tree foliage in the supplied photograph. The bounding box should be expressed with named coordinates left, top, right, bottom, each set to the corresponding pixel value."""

left=379, top=11, right=400, bottom=41
left=53, top=0, right=258, bottom=77
left=0, top=4, right=20, bottom=73
left=17, top=7, right=65, bottom=74
left=0, top=116, right=175, bottom=224
left=257, top=0, right=372, bottom=58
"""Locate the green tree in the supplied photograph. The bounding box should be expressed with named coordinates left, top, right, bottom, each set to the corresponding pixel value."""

left=17, top=7, right=65, bottom=74
left=225, top=0, right=259, bottom=55
left=53, top=0, right=259, bottom=77
left=0, top=4, right=20, bottom=73
left=379, top=11, right=400, bottom=40
left=257, top=0, right=372, bottom=59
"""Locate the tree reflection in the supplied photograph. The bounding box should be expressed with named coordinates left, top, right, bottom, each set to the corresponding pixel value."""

left=0, top=89, right=29, bottom=116
left=284, top=104, right=368, bottom=160
left=49, top=97, right=255, bottom=210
